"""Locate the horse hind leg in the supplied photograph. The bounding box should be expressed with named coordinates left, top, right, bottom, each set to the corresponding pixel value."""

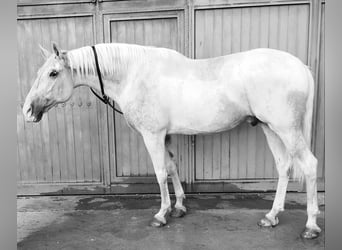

left=258, top=124, right=292, bottom=228
left=277, top=130, right=321, bottom=239
left=164, top=135, right=186, bottom=218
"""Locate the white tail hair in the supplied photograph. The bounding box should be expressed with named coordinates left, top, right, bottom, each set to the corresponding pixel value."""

left=303, top=66, right=315, bottom=149
left=292, top=66, right=315, bottom=182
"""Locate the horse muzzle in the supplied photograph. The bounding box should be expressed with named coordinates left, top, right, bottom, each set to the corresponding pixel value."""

left=23, top=98, right=50, bottom=123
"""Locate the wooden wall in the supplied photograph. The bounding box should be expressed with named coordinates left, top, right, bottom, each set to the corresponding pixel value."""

left=104, top=11, right=183, bottom=180
left=17, top=0, right=325, bottom=195
left=17, top=14, right=106, bottom=184
left=194, top=4, right=311, bottom=180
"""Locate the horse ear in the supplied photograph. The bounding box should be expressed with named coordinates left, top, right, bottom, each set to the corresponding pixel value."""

left=52, top=42, right=60, bottom=57
left=39, top=44, right=51, bottom=59
left=60, top=51, right=69, bottom=66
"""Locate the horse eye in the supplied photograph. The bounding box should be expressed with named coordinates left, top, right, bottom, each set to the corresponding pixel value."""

left=49, top=70, right=58, bottom=78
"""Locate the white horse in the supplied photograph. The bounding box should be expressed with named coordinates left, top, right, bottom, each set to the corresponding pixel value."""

left=22, top=42, right=321, bottom=239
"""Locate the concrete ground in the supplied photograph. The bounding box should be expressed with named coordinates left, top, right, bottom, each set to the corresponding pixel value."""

left=17, top=193, right=325, bottom=250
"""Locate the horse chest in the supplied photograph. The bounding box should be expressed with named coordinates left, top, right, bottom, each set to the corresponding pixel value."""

left=123, top=98, right=168, bottom=133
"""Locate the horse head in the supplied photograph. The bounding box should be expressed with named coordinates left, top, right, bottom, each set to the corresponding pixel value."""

left=22, top=43, right=74, bottom=122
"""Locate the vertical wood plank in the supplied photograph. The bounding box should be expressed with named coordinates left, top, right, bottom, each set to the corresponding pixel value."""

left=56, top=18, right=70, bottom=182
left=255, top=126, right=266, bottom=178
left=238, top=124, right=248, bottom=178
left=297, top=5, right=309, bottom=63
left=238, top=8, right=250, bottom=179
left=232, top=8, right=242, bottom=53
left=212, top=134, right=221, bottom=179
left=228, top=8, right=242, bottom=180
left=222, top=9, right=232, bottom=54
left=278, top=5, right=289, bottom=51
left=71, top=17, right=85, bottom=182
left=203, top=135, right=213, bottom=179
left=195, top=135, right=204, bottom=180
left=247, top=7, right=260, bottom=178
left=203, top=9, right=213, bottom=58
left=287, top=5, right=298, bottom=56
left=17, top=108, right=28, bottom=182
left=130, top=129, right=139, bottom=176
left=29, top=20, right=44, bottom=183
left=268, top=6, right=279, bottom=50
left=316, top=3, right=325, bottom=179
left=39, top=20, right=54, bottom=182
left=260, top=6, right=269, bottom=48
left=76, top=17, right=93, bottom=182
left=240, top=7, right=251, bottom=51
left=195, top=10, right=211, bottom=179
left=85, top=17, right=101, bottom=182
left=17, top=21, right=29, bottom=183
left=221, top=132, right=230, bottom=179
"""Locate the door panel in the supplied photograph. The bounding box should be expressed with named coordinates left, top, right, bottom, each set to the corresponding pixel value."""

left=194, top=4, right=310, bottom=180
left=17, top=15, right=104, bottom=184
left=16, top=0, right=324, bottom=194
left=103, top=11, right=188, bottom=182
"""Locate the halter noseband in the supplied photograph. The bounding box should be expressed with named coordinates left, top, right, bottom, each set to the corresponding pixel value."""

left=90, top=45, right=123, bottom=115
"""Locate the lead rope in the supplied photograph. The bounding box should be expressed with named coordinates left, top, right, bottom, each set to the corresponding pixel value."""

left=90, top=45, right=123, bottom=115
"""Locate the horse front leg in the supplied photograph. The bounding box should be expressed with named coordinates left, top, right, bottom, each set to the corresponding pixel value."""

left=142, top=131, right=171, bottom=227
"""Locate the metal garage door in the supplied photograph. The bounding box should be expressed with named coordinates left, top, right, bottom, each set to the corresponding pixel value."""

left=17, top=0, right=324, bottom=195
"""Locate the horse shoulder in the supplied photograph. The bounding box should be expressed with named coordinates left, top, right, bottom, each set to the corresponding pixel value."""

left=121, top=81, right=169, bottom=133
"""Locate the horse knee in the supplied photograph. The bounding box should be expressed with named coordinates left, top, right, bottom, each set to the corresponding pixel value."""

left=277, top=157, right=292, bottom=176
left=155, top=169, right=168, bottom=184
left=165, top=154, right=177, bottom=176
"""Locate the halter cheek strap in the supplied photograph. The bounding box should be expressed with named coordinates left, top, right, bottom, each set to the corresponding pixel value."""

left=90, top=45, right=123, bottom=115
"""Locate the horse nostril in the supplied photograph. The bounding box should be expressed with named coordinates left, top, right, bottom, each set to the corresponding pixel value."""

left=27, top=105, right=32, bottom=116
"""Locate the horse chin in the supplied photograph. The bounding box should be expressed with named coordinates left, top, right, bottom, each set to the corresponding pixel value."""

left=33, top=101, right=58, bottom=122
left=33, top=111, right=44, bottom=123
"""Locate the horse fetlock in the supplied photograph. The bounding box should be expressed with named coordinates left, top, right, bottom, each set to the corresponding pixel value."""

left=171, top=206, right=187, bottom=218
left=306, top=216, right=321, bottom=233
left=272, top=206, right=284, bottom=213
left=307, top=207, right=320, bottom=215
left=174, top=203, right=187, bottom=212
left=307, top=223, right=321, bottom=233
left=176, top=193, right=186, bottom=201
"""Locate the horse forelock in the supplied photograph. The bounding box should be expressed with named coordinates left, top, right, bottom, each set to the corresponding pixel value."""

left=66, top=43, right=155, bottom=78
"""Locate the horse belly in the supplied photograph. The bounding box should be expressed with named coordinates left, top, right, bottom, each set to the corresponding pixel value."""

left=167, top=86, right=248, bottom=134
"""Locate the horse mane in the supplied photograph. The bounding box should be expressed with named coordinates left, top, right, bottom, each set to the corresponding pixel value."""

left=66, top=43, right=159, bottom=78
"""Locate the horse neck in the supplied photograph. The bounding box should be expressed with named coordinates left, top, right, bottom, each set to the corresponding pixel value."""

left=67, top=45, right=144, bottom=105
left=70, top=70, right=127, bottom=108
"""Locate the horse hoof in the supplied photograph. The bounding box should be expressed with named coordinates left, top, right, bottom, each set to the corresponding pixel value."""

left=170, top=208, right=186, bottom=218
left=149, top=217, right=166, bottom=228
left=257, top=216, right=279, bottom=228
left=301, top=228, right=320, bottom=239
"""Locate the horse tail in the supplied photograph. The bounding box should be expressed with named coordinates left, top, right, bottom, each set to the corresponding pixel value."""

left=292, top=66, right=315, bottom=182
left=303, top=66, right=315, bottom=149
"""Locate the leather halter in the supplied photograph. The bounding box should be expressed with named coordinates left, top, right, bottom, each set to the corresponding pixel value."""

left=90, top=45, right=123, bottom=115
